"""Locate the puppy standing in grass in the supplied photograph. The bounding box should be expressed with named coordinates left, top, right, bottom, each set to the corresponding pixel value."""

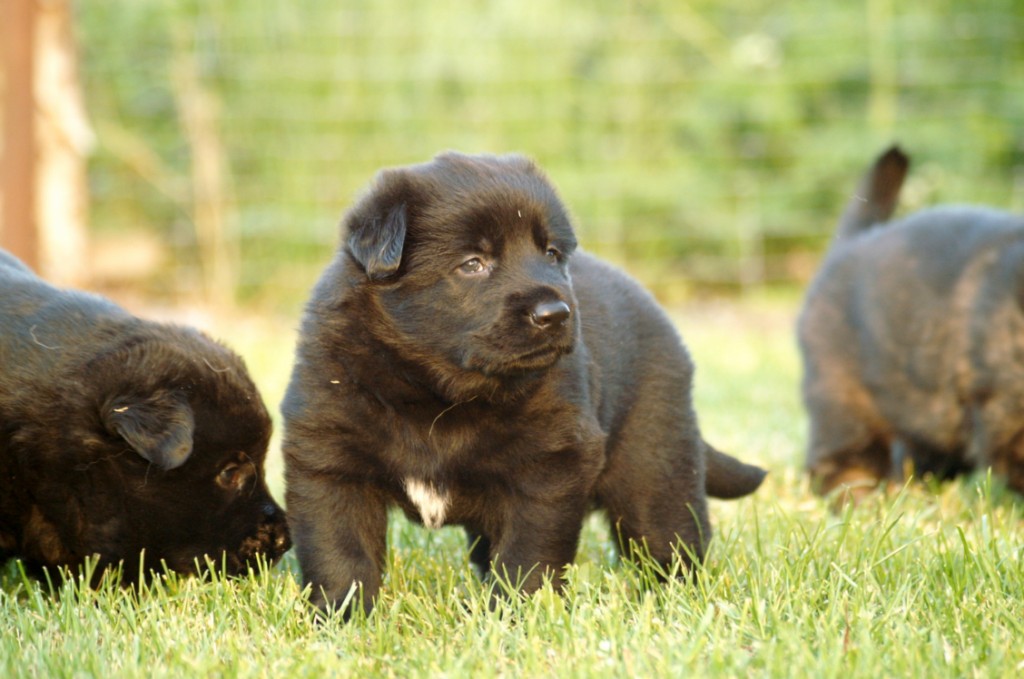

left=282, top=152, right=766, bottom=616
left=800, top=146, right=1024, bottom=501
left=0, top=250, right=291, bottom=581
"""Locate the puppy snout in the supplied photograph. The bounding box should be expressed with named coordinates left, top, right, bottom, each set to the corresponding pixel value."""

left=258, top=501, right=292, bottom=555
left=266, top=517, right=292, bottom=555
left=529, top=300, right=571, bottom=329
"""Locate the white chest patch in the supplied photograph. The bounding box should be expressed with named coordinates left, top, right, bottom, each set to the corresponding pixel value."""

left=404, top=478, right=450, bottom=530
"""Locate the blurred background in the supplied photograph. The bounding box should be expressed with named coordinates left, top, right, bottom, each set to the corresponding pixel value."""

left=4, top=0, right=1024, bottom=312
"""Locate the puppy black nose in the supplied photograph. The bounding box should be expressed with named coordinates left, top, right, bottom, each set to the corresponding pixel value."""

left=529, top=300, right=571, bottom=329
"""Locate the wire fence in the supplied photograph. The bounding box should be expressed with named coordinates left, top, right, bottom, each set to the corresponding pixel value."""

left=75, top=0, right=1024, bottom=307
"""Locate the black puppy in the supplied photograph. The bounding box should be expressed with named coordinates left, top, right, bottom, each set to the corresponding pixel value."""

left=282, top=152, right=766, bottom=615
left=0, top=250, right=290, bottom=581
left=800, top=146, right=1024, bottom=500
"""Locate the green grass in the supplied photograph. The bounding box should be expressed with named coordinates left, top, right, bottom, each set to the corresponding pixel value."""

left=3, top=298, right=1023, bottom=677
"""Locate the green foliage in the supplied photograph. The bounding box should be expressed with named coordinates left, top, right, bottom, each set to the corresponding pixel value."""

left=3, top=302, right=1024, bottom=677
left=75, top=1, right=1024, bottom=307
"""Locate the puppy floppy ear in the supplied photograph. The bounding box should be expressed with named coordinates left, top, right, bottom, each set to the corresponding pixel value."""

left=102, top=391, right=195, bottom=470
left=345, top=201, right=408, bottom=281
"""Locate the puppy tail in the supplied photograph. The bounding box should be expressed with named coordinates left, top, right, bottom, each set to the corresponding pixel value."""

left=704, top=441, right=767, bottom=499
left=835, top=145, right=910, bottom=242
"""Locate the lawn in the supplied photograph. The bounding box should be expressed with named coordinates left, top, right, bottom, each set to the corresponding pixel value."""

left=2, top=297, right=1022, bottom=678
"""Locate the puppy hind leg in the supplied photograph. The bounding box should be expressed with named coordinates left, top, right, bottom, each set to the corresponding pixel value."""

left=600, top=476, right=711, bottom=582
left=464, top=529, right=491, bottom=578
left=992, top=438, right=1024, bottom=495
left=485, top=500, right=587, bottom=600
left=901, top=436, right=973, bottom=483
left=597, top=400, right=712, bottom=579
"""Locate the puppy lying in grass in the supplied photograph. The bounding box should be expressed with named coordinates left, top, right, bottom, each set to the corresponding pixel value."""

left=282, top=152, right=766, bottom=616
left=800, top=146, right=1024, bottom=502
left=0, top=250, right=290, bottom=582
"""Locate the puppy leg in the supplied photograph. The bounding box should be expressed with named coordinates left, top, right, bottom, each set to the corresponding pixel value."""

left=972, top=406, right=1023, bottom=494
left=805, top=393, right=893, bottom=502
left=465, top=529, right=491, bottom=578
left=285, top=473, right=388, bottom=618
left=592, top=368, right=714, bottom=575
left=598, top=452, right=712, bottom=577
left=900, top=436, right=973, bottom=483
left=485, top=499, right=588, bottom=598
left=991, top=441, right=1024, bottom=494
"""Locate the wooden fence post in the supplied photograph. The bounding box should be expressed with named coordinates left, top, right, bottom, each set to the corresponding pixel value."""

left=1, top=0, right=38, bottom=269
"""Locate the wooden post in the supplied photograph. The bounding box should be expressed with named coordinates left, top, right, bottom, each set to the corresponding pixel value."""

left=2, top=0, right=38, bottom=269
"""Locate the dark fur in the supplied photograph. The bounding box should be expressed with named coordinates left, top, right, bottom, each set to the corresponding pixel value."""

left=800, top=145, right=1024, bottom=500
left=0, top=250, right=290, bottom=581
left=282, top=152, right=766, bottom=615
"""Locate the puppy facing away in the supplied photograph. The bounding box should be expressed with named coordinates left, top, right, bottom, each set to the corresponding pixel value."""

left=0, top=250, right=290, bottom=581
left=282, top=152, right=767, bottom=616
left=799, top=146, right=1024, bottom=501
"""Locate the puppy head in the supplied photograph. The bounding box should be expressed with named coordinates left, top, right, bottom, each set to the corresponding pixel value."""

left=342, top=153, right=580, bottom=384
left=20, top=329, right=290, bottom=580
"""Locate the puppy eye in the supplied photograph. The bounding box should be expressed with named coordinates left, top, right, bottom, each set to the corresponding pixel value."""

left=457, top=257, right=489, bottom=276
left=545, top=247, right=563, bottom=263
left=216, top=463, right=246, bottom=490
